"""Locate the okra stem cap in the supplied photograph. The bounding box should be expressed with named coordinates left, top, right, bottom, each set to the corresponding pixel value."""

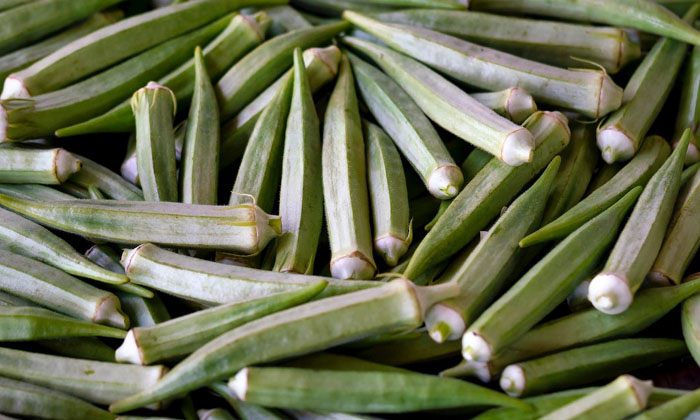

left=426, top=303, right=465, bottom=343
left=501, top=128, right=535, bottom=166
left=588, top=273, right=633, bottom=314
left=462, top=332, right=493, bottom=362
left=598, top=127, right=635, bottom=164
left=500, top=364, right=526, bottom=397
left=428, top=165, right=464, bottom=199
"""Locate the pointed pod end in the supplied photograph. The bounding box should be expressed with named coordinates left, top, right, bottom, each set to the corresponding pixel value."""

left=375, top=235, right=410, bottom=267
left=500, top=365, right=526, bottom=397
left=1, top=76, right=30, bottom=100
left=588, top=273, right=633, bottom=315
left=229, top=368, right=250, bottom=401
left=597, top=127, right=635, bottom=164
left=330, top=254, right=376, bottom=280
left=426, top=303, right=466, bottom=343
left=501, top=128, right=535, bottom=166
left=428, top=165, right=464, bottom=199
left=115, top=330, right=145, bottom=365
left=462, top=332, right=493, bottom=362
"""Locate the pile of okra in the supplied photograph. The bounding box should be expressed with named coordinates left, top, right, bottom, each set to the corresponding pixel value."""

left=11, top=0, right=700, bottom=418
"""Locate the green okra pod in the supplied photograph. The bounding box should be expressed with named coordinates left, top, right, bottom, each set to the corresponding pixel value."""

left=87, top=186, right=106, bottom=200
left=587, top=131, right=689, bottom=314
left=264, top=5, right=312, bottom=34
left=374, top=9, right=641, bottom=74
left=682, top=293, right=700, bottom=366
left=38, top=337, right=116, bottom=362
left=402, top=111, right=570, bottom=280
left=354, top=331, right=462, bottom=366
left=229, top=366, right=528, bottom=413
left=653, top=0, right=697, bottom=15
left=0, top=0, right=36, bottom=10
left=0, top=306, right=127, bottom=340
left=343, top=12, right=623, bottom=120
left=0, top=182, right=72, bottom=201
left=0, top=291, right=34, bottom=306
left=70, top=153, right=143, bottom=201
left=198, top=408, right=235, bottom=420
left=0, top=196, right=281, bottom=253
left=342, top=35, right=535, bottom=167
left=673, top=23, right=700, bottom=164
left=273, top=48, right=323, bottom=274
left=209, top=381, right=287, bottom=420
left=116, top=280, right=327, bottom=365
left=521, top=135, right=670, bottom=247
left=0, top=146, right=81, bottom=184
left=85, top=244, right=155, bottom=299
left=293, top=0, right=466, bottom=16
left=471, top=88, right=537, bottom=124
left=462, top=187, right=641, bottom=363
left=683, top=161, right=700, bottom=184
left=586, top=163, right=624, bottom=195
left=322, top=55, right=376, bottom=280
left=117, top=291, right=169, bottom=329
left=632, top=385, right=700, bottom=420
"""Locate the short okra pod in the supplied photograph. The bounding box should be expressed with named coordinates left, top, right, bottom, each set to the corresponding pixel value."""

left=347, top=51, right=463, bottom=200
left=70, top=153, right=143, bottom=201
left=462, top=187, right=641, bottom=363
left=631, top=385, right=700, bottom=420
left=85, top=244, right=155, bottom=299
left=0, top=196, right=281, bottom=253
left=342, top=35, right=535, bottom=167
left=673, top=22, right=700, bottom=164
left=471, top=88, right=537, bottom=124
left=322, top=55, right=376, bottom=280
left=343, top=12, right=623, bottom=120
left=521, top=135, right=670, bottom=247
left=0, top=146, right=80, bottom=184
left=0, top=306, right=127, bottom=341
left=229, top=367, right=528, bottom=413
left=587, top=132, right=689, bottom=315
left=273, top=48, right=323, bottom=274
left=500, top=338, right=687, bottom=397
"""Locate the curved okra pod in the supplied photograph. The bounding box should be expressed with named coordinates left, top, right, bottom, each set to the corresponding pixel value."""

left=500, top=338, right=687, bottom=397
left=364, top=121, right=412, bottom=267
left=322, top=55, right=376, bottom=280
left=471, top=88, right=537, bottom=124
left=462, top=187, right=641, bottom=363
left=402, top=111, right=570, bottom=280
left=587, top=132, right=689, bottom=314
left=374, top=9, right=640, bottom=74
left=109, top=279, right=459, bottom=412
left=57, top=12, right=270, bottom=137
left=342, top=12, right=622, bottom=120
left=342, top=36, right=535, bottom=166
left=425, top=157, right=560, bottom=343
left=0, top=306, right=127, bottom=341
left=85, top=244, right=155, bottom=299
left=273, top=48, right=323, bottom=274
left=631, top=386, right=700, bottom=420
left=347, top=51, right=463, bottom=200
left=0, top=249, right=127, bottom=328
left=70, top=154, right=143, bottom=201
left=682, top=293, right=700, bottom=366
left=116, top=280, right=327, bottom=365
left=229, top=367, right=528, bottom=413
left=597, top=5, right=699, bottom=163
left=673, top=23, right=700, bottom=164
left=520, top=135, right=670, bottom=247
left=0, top=195, right=281, bottom=253
left=0, top=147, right=80, bottom=184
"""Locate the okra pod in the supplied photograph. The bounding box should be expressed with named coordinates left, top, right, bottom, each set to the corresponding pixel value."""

left=631, top=384, right=700, bottom=420
left=199, top=409, right=235, bottom=420
left=653, top=0, right=697, bottom=15
left=0, top=306, right=127, bottom=340
left=116, top=280, right=327, bottom=365
left=117, top=290, right=169, bottom=329
left=471, top=88, right=537, bottom=124
left=70, top=153, right=143, bottom=201
left=0, top=0, right=35, bottom=10
left=521, top=135, right=670, bottom=247
left=0, top=182, right=72, bottom=200
left=462, top=187, right=641, bottom=362
left=682, top=161, right=700, bottom=185
left=673, top=23, right=700, bottom=164
left=374, top=9, right=641, bottom=74
left=0, top=146, right=80, bottom=184
left=588, top=132, right=689, bottom=314
left=586, top=163, right=624, bottom=195
left=343, top=12, right=623, bottom=119
left=0, top=290, right=34, bottom=306
left=85, top=244, right=155, bottom=299
left=682, top=293, right=700, bottom=365
left=273, top=48, right=323, bottom=274
left=0, top=195, right=281, bottom=253
left=354, top=331, right=461, bottom=366
left=109, top=279, right=459, bottom=412
left=38, top=337, right=117, bottom=362
left=209, top=381, right=287, bottom=420
left=264, top=5, right=312, bottom=34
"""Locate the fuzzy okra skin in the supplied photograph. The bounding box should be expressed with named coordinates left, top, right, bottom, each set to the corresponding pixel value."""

left=342, top=36, right=535, bottom=167
left=109, top=279, right=460, bottom=412
left=402, top=111, right=570, bottom=280
left=343, top=12, right=622, bottom=120
left=425, top=157, right=560, bottom=343
left=0, top=147, right=81, bottom=184
left=0, top=306, right=127, bottom=341
left=374, top=9, right=641, bottom=74
left=471, top=88, right=537, bottom=124
left=0, top=195, right=281, bottom=253
left=500, top=338, right=687, bottom=397
left=273, top=48, right=323, bottom=274
left=229, top=366, right=528, bottom=413
left=521, top=135, right=670, bottom=247
left=347, top=51, right=463, bottom=200
left=70, top=154, right=144, bottom=201
left=116, top=280, right=327, bottom=365
left=462, top=187, right=641, bottom=363
left=587, top=132, right=689, bottom=315
left=322, top=55, right=376, bottom=280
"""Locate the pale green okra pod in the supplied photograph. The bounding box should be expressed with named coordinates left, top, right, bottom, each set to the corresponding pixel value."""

left=85, top=244, right=155, bottom=299
left=0, top=306, right=127, bottom=341
left=0, top=146, right=80, bottom=184
left=471, top=88, right=537, bottom=124
left=70, top=153, right=143, bottom=201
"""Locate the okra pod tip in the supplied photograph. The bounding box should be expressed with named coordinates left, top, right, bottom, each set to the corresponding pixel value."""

left=502, top=87, right=538, bottom=124
left=461, top=330, right=494, bottom=363
left=131, top=81, right=177, bottom=116
left=375, top=228, right=413, bottom=268
left=428, top=164, right=464, bottom=199
left=499, top=364, right=526, bottom=397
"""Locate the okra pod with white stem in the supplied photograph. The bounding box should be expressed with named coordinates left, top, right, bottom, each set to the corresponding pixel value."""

left=521, top=135, right=670, bottom=247
left=84, top=244, right=155, bottom=299
left=0, top=306, right=127, bottom=341
left=110, top=279, right=459, bottom=412
left=402, top=111, right=570, bottom=280
left=673, top=23, right=700, bottom=164
left=70, top=154, right=143, bottom=201
left=322, top=55, right=376, bottom=280
left=374, top=9, right=641, bottom=74
left=462, top=187, right=641, bottom=363
left=588, top=131, right=689, bottom=315
left=425, top=157, right=560, bottom=343
left=0, top=147, right=80, bottom=184
left=116, top=280, right=327, bottom=365
left=631, top=386, right=700, bottom=420
left=471, top=88, right=537, bottom=124
left=347, top=51, right=463, bottom=199
left=343, top=12, right=623, bottom=119
left=273, top=48, right=323, bottom=274
left=0, top=196, right=281, bottom=253
left=342, top=35, right=534, bottom=166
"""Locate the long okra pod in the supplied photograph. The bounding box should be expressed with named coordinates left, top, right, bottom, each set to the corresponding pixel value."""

left=70, top=154, right=143, bottom=201
left=521, top=135, right=670, bottom=247
left=322, top=55, right=376, bottom=280
left=586, top=163, right=624, bottom=195
left=273, top=48, right=323, bottom=274
left=587, top=132, right=689, bottom=314
left=462, top=187, right=641, bottom=362
left=342, top=35, right=535, bottom=166
left=471, top=88, right=537, bottom=124
left=402, top=111, right=570, bottom=280
left=343, top=12, right=623, bottom=119
left=0, top=196, right=281, bottom=253
left=673, top=23, right=700, bottom=164
left=0, top=147, right=80, bottom=184
left=374, top=9, right=640, bottom=74
left=0, top=306, right=126, bottom=341
left=425, top=157, right=560, bottom=343
left=116, top=280, right=327, bottom=365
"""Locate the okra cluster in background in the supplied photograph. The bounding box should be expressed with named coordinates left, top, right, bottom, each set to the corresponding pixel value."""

left=6, top=0, right=700, bottom=418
